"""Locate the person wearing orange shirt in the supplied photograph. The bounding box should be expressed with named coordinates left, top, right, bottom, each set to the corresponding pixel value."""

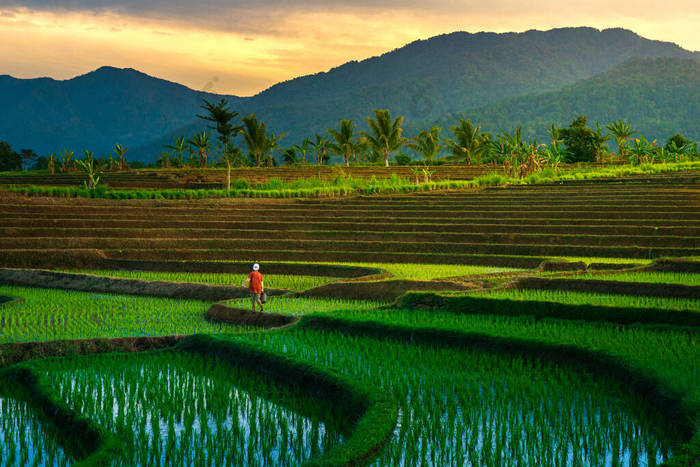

left=242, top=263, right=264, bottom=312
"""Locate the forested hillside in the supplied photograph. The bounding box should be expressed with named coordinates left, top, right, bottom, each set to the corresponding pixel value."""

left=434, top=57, right=700, bottom=142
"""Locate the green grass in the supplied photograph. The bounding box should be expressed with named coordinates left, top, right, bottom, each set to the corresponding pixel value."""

left=0, top=286, right=229, bottom=344
left=61, top=269, right=338, bottom=292
left=6, top=160, right=699, bottom=199
left=34, top=350, right=344, bottom=466
left=240, top=326, right=674, bottom=465
left=570, top=271, right=700, bottom=286
left=468, top=289, right=700, bottom=311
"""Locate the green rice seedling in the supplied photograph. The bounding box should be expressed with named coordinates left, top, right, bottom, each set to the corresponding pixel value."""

left=549, top=256, right=653, bottom=265
left=61, top=270, right=339, bottom=292
left=340, top=262, right=523, bottom=280
left=572, top=271, right=700, bottom=286
left=468, top=289, right=700, bottom=311
left=316, top=307, right=700, bottom=421
left=0, top=285, right=231, bottom=343
left=224, top=296, right=381, bottom=315
left=0, top=380, right=72, bottom=466
left=36, top=351, right=344, bottom=466
left=241, top=328, right=676, bottom=466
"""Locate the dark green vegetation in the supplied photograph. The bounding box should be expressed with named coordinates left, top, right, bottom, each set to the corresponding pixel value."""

left=1, top=27, right=698, bottom=162
left=449, top=57, right=700, bottom=144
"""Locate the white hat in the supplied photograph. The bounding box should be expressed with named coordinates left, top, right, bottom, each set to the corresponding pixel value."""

left=253, top=263, right=260, bottom=271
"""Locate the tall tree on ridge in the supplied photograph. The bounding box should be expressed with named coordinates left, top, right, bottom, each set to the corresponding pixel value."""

left=240, top=114, right=268, bottom=167
left=197, top=99, right=241, bottom=150
left=221, top=142, right=243, bottom=191
left=164, top=136, right=186, bottom=167
left=114, top=143, right=129, bottom=171
left=362, top=109, right=406, bottom=167
left=293, top=137, right=312, bottom=165
left=310, top=134, right=329, bottom=166
left=187, top=131, right=212, bottom=168
left=606, top=120, right=635, bottom=157
left=407, top=126, right=443, bottom=164
left=445, top=119, right=487, bottom=165
left=327, top=120, right=359, bottom=167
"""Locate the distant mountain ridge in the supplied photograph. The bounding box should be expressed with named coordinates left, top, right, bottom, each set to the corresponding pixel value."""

left=436, top=57, right=700, bottom=142
left=0, top=27, right=698, bottom=161
left=0, top=66, right=238, bottom=157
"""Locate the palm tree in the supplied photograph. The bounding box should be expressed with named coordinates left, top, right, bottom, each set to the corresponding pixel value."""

left=293, top=137, right=312, bottom=165
left=282, top=148, right=298, bottom=166
left=187, top=131, right=212, bottom=168
left=407, top=126, right=443, bottom=164
left=263, top=132, right=287, bottom=167
left=164, top=136, right=186, bottom=167
left=362, top=109, right=406, bottom=167
left=59, top=149, right=74, bottom=173
left=327, top=120, right=359, bottom=167
left=606, top=119, right=635, bottom=157
left=444, top=119, right=486, bottom=165
left=310, top=134, right=329, bottom=166
left=240, top=114, right=268, bottom=167
left=156, top=150, right=171, bottom=168
left=114, top=143, right=129, bottom=170
left=221, top=143, right=243, bottom=191
left=593, top=123, right=612, bottom=162
left=48, top=153, right=57, bottom=174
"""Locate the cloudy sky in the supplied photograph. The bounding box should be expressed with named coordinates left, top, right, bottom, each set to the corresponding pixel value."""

left=1, top=1, right=698, bottom=96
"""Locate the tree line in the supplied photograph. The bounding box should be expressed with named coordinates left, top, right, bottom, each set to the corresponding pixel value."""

left=162, top=100, right=698, bottom=176
left=3, top=99, right=698, bottom=186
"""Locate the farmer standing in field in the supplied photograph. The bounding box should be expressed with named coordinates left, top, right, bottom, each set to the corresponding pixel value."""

left=242, top=263, right=264, bottom=312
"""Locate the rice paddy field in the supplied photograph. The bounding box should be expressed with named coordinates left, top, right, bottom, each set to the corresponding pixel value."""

left=38, top=351, right=346, bottom=466
left=61, top=270, right=339, bottom=292
left=0, top=170, right=698, bottom=465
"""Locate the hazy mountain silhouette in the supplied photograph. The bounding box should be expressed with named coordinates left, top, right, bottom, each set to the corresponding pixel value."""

left=0, top=27, right=697, bottom=161
left=0, top=66, right=238, bottom=158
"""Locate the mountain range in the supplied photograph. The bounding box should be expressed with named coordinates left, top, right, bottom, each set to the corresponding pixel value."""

left=0, top=27, right=698, bottom=162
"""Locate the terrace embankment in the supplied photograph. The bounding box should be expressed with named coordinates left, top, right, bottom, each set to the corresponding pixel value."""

left=0, top=165, right=498, bottom=188
left=301, top=279, right=477, bottom=301
left=0, top=268, right=289, bottom=300
left=205, top=303, right=298, bottom=328
left=510, top=276, right=700, bottom=299
left=1, top=174, right=698, bottom=267
left=0, top=335, right=185, bottom=368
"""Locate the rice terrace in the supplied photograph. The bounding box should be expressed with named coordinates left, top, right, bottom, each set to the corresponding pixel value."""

left=1, top=5, right=700, bottom=467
